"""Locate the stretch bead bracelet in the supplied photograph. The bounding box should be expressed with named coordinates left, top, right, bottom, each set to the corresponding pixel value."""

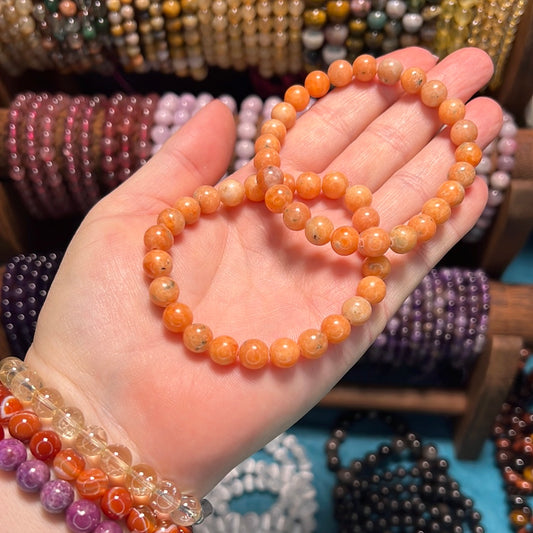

left=143, top=54, right=482, bottom=370
left=196, top=432, right=317, bottom=533
left=0, top=356, right=212, bottom=530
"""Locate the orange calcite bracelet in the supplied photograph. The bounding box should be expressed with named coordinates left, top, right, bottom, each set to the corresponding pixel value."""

left=143, top=54, right=482, bottom=370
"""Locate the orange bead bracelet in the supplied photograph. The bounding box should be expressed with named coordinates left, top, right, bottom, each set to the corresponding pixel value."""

left=143, top=54, right=482, bottom=370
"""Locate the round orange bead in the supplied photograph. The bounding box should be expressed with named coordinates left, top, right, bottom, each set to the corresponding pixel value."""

left=358, top=227, right=390, bottom=257
left=8, top=410, right=41, bottom=441
left=327, top=59, right=353, bottom=87
left=270, top=338, right=301, bottom=368
left=254, top=133, right=282, bottom=154
left=283, top=201, right=311, bottom=231
left=218, top=178, right=245, bottom=207
left=377, top=58, right=403, bottom=85
left=270, top=101, right=297, bottom=129
left=438, top=98, right=466, bottom=125
left=400, top=66, right=426, bottom=94
left=420, top=80, right=447, bottom=107
left=304, top=70, right=330, bottom=98
left=143, top=250, right=172, bottom=278
left=183, top=323, right=213, bottom=353
left=193, top=185, right=220, bottom=214
left=352, top=54, right=377, bottom=82
left=265, top=184, right=294, bottom=213
left=257, top=165, right=284, bottom=192
left=157, top=207, right=186, bottom=236
left=448, top=161, right=476, bottom=187
left=330, top=226, right=359, bottom=255
left=341, top=296, right=372, bottom=325
left=244, top=174, right=266, bottom=202
left=254, top=147, right=281, bottom=171
left=321, top=314, right=351, bottom=343
left=344, top=184, right=372, bottom=212
left=322, top=171, right=348, bottom=199
left=437, top=180, right=465, bottom=207
left=238, top=339, right=269, bottom=369
left=149, top=276, right=179, bottom=307
left=352, top=206, right=380, bottom=232
left=455, top=142, right=483, bottom=166
left=305, top=215, right=334, bottom=245
left=449, top=119, right=478, bottom=145
left=162, top=302, right=193, bottom=332
left=127, top=505, right=157, bottom=533
left=361, top=255, right=391, bottom=278
left=174, top=196, right=201, bottom=225
left=298, top=329, right=329, bottom=359
left=296, top=171, right=322, bottom=199
left=421, top=197, right=451, bottom=225
left=101, top=486, right=133, bottom=520
left=284, top=84, right=310, bottom=112
left=356, top=275, right=386, bottom=304
left=283, top=173, right=296, bottom=192
left=144, top=224, right=174, bottom=251
left=408, top=213, right=437, bottom=242
left=389, top=224, right=418, bottom=254
left=208, top=335, right=239, bottom=365
left=76, top=468, right=109, bottom=500
left=53, top=448, right=85, bottom=480
left=260, top=118, right=287, bottom=143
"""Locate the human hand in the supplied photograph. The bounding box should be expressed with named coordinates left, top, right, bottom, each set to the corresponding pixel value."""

left=23, top=47, right=501, bottom=509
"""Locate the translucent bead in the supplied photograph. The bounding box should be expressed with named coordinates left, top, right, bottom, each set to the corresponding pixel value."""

left=174, top=196, right=201, bottom=224
left=408, top=213, right=437, bottom=242
left=128, top=464, right=158, bottom=505
left=75, top=425, right=108, bottom=457
left=144, top=224, right=174, bottom=251
left=0, top=357, right=27, bottom=387
left=99, top=444, right=132, bottom=485
left=52, top=406, right=85, bottom=440
left=151, top=479, right=181, bottom=516
left=170, top=493, right=203, bottom=526
left=143, top=250, right=173, bottom=279
left=10, top=369, right=43, bottom=402
left=420, top=80, right=448, bottom=108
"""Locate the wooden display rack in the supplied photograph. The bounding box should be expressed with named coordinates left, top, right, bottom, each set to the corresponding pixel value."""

left=321, top=281, right=531, bottom=459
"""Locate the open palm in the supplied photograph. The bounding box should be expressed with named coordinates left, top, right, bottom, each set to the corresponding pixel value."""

left=24, top=47, right=501, bottom=503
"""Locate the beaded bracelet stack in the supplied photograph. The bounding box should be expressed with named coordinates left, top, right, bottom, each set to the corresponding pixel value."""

left=0, top=356, right=211, bottom=532
left=196, top=432, right=317, bottom=533
left=464, top=110, right=518, bottom=244
left=326, top=409, right=485, bottom=532
left=492, top=348, right=533, bottom=532
left=0, top=0, right=527, bottom=87
left=142, top=55, right=483, bottom=370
